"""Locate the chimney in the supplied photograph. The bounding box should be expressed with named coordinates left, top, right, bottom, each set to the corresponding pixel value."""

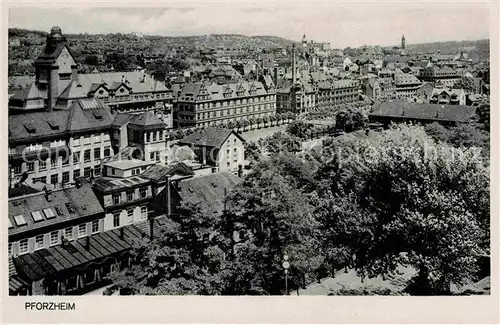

left=166, top=176, right=172, bottom=216
left=85, top=236, right=90, bottom=250
left=75, top=179, right=82, bottom=188
left=120, top=227, right=124, bottom=240
left=45, top=188, right=53, bottom=202
left=149, top=217, right=154, bottom=240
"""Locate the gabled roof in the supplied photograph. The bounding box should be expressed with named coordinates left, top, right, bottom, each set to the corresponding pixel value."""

left=58, top=80, right=88, bottom=100
left=66, top=98, right=114, bottom=133
left=9, top=82, right=44, bottom=101
left=178, top=127, right=245, bottom=148
left=112, top=112, right=135, bottom=127
left=129, top=111, right=166, bottom=129
left=8, top=181, right=103, bottom=237
left=35, top=42, right=76, bottom=65
left=141, top=162, right=194, bottom=182
left=175, top=172, right=242, bottom=215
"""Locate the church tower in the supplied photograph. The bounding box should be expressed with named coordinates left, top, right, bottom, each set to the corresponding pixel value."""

left=302, top=34, right=307, bottom=48
left=401, top=34, right=406, bottom=49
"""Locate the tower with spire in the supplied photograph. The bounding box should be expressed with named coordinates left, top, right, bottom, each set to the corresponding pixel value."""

left=401, top=34, right=406, bottom=49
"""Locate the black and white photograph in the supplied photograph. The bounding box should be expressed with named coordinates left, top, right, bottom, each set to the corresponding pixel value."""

left=5, top=0, right=494, bottom=304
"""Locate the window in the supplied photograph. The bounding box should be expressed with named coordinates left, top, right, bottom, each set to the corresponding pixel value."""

left=113, top=213, right=120, bottom=228
left=159, top=132, right=163, bottom=141
left=50, top=174, right=58, bottom=185
left=31, top=210, right=44, bottom=222
left=104, top=147, right=111, bottom=157
left=8, top=242, right=12, bottom=256
left=39, top=160, right=47, bottom=171
left=139, top=188, right=147, bottom=198
left=64, top=227, right=73, bottom=240
left=43, top=208, right=56, bottom=219
left=73, top=151, right=80, bottom=164
left=51, top=158, right=57, bottom=169
left=140, top=206, right=148, bottom=220
left=19, top=239, right=29, bottom=254
left=84, top=167, right=92, bottom=178
left=50, top=231, right=60, bottom=246
left=126, top=191, right=134, bottom=201
left=62, top=171, right=70, bottom=183
left=111, top=168, right=115, bottom=175
left=94, top=148, right=101, bottom=160
left=112, top=193, right=120, bottom=205
left=152, top=132, right=157, bottom=142
left=73, top=137, right=80, bottom=146
left=91, top=220, right=99, bottom=234
left=14, top=165, right=21, bottom=175
left=27, top=162, right=34, bottom=172
left=149, top=152, right=155, bottom=160
left=78, top=224, right=87, bottom=238
left=84, top=135, right=91, bottom=145
left=84, top=149, right=91, bottom=162
left=73, top=169, right=81, bottom=180
left=35, top=235, right=45, bottom=250
left=127, top=209, right=134, bottom=218
left=94, top=134, right=101, bottom=143
left=94, top=166, right=101, bottom=177
left=13, top=215, right=26, bottom=227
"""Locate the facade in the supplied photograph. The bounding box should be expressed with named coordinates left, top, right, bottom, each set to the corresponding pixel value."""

left=315, top=79, right=360, bottom=110
left=178, top=127, right=246, bottom=175
left=418, top=65, right=461, bottom=88
left=174, top=81, right=276, bottom=128
left=8, top=98, right=114, bottom=190
left=8, top=181, right=129, bottom=295
left=92, top=176, right=153, bottom=232
left=429, top=88, right=466, bottom=105
left=8, top=26, right=173, bottom=128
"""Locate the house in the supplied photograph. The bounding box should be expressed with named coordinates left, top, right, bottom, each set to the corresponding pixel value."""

left=177, top=127, right=246, bottom=175
left=369, top=100, right=477, bottom=127
left=429, top=88, right=466, bottom=106
left=7, top=180, right=139, bottom=295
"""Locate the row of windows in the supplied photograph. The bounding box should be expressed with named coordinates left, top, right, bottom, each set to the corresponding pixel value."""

left=145, top=131, right=165, bottom=143
left=10, top=220, right=100, bottom=256
left=112, top=206, right=148, bottom=228
left=73, top=147, right=111, bottom=164
left=112, top=188, right=148, bottom=205
left=195, top=104, right=274, bottom=120
left=73, top=133, right=110, bottom=146
left=178, top=95, right=275, bottom=111
left=31, top=166, right=101, bottom=185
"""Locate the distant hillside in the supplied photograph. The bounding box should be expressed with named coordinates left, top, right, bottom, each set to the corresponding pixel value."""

left=8, top=28, right=47, bottom=37
left=406, top=39, right=489, bottom=60
left=156, top=34, right=294, bottom=49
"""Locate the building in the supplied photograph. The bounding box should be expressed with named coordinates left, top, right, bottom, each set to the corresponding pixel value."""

left=369, top=100, right=477, bottom=127
left=401, top=34, right=406, bottom=49
left=315, top=79, right=360, bottom=110
left=8, top=26, right=173, bottom=128
left=177, top=127, right=246, bottom=175
left=174, top=81, right=276, bottom=128
left=8, top=98, right=114, bottom=190
left=392, top=72, right=422, bottom=99
left=418, top=65, right=461, bottom=88
left=429, top=87, right=466, bottom=106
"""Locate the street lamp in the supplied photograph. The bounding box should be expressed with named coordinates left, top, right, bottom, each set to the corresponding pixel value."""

left=282, top=254, right=290, bottom=295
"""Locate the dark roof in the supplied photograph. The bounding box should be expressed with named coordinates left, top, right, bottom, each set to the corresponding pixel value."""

left=112, top=113, right=135, bottom=127
left=370, top=101, right=477, bottom=123
left=175, top=172, right=242, bottom=215
left=8, top=181, right=103, bottom=237
left=9, top=110, right=70, bottom=143
left=12, top=218, right=172, bottom=281
left=129, top=111, right=166, bottom=129
left=35, top=42, right=75, bottom=65
left=92, top=176, right=150, bottom=193
left=141, top=162, right=194, bottom=182
left=66, top=98, right=114, bottom=133
left=178, top=127, right=245, bottom=148
left=8, top=185, right=41, bottom=198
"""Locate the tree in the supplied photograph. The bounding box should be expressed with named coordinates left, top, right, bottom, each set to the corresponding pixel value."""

left=453, top=77, right=476, bottom=93
left=269, top=114, right=277, bottom=127
left=261, top=132, right=302, bottom=155
left=84, top=54, right=99, bottom=66
left=241, top=118, right=250, bottom=132
left=255, top=117, right=263, bottom=129
left=275, top=113, right=282, bottom=125
left=226, top=120, right=236, bottom=130
left=476, top=101, right=490, bottom=132
left=234, top=120, right=243, bottom=132
left=261, top=115, right=270, bottom=128
left=248, top=117, right=256, bottom=130
left=315, top=125, right=489, bottom=295
left=286, top=120, right=312, bottom=140
left=175, top=129, right=186, bottom=140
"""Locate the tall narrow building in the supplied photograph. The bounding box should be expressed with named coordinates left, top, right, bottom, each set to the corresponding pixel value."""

left=401, top=34, right=406, bottom=49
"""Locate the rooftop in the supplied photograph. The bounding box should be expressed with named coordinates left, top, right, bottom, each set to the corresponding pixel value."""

left=92, top=175, right=150, bottom=193
left=179, top=126, right=245, bottom=148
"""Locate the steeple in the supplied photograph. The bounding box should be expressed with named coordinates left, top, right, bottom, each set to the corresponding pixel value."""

left=292, top=43, right=296, bottom=86
left=401, top=34, right=406, bottom=49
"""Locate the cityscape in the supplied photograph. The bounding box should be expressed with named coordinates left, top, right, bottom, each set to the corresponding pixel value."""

left=7, top=6, right=490, bottom=296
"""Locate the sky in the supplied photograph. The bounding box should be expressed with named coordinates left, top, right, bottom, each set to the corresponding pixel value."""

left=8, top=1, right=491, bottom=48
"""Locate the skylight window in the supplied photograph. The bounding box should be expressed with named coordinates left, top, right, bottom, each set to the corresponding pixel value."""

left=8, top=219, right=13, bottom=229
left=43, top=208, right=56, bottom=219
left=14, top=215, right=27, bottom=226
left=31, top=211, right=44, bottom=222
left=65, top=202, right=76, bottom=213
left=24, top=123, right=36, bottom=134
left=47, top=120, right=60, bottom=130
left=54, top=206, right=64, bottom=216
